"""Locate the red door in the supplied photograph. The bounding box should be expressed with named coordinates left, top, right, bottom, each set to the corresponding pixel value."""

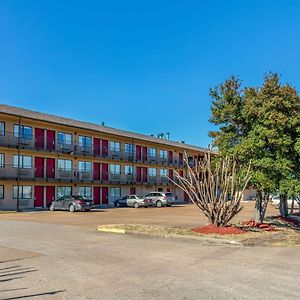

left=101, top=139, right=108, bottom=157
left=168, top=169, right=173, bottom=181
left=35, top=157, right=44, bottom=178
left=46, top=186, right=55, bottom=206
left=102, top=163, right=108, bottom=180
left=166, top=188, right=171, bottom=192
left=34, top=186, right=44, bottom=207
left=35, top=128, right=45, bottom=149
left=136, top=166, right=141, bottom=182
left=46, top=158, right=55, bottom=178
left=179, top=170, right=184, bottom=177
left=142, top=146, right=148, bottom=161
left=136, top=145, right=141, bottom=161
left=93, top=187, right=100, bottom=205
left=46, top=130, right=55, bottom=150
left=168, top=151, right=173, bottom=164
left=142, top=167, right=148, bottom=183
left=94, top=138, right=101, bottom=156
left=93, top=162, right=100, bottom=180
left=102, top=187, right=108, bottom=205
left=130, top=187, right=136, bottom=194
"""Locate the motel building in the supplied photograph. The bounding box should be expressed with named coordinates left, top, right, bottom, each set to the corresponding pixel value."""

left=0, top=104, right=209, bottom=211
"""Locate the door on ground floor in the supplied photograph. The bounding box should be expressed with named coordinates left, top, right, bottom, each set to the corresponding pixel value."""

left=34, top=186, right=44, bottom=207
left=46, top=186, right=55, bottom=207
left=93, top=187, right=100, bottom=205
left=102, top=187, right=108, bottom=205
left=130, top=187, right=136, bottom=195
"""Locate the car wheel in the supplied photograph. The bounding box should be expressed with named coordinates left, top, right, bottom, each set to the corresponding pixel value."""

left=166, top=204, right=171, bottom=207
left=49, top=203, right=55, bottom=211
left=156, top=200, right=162, bottom=208
left=144, top=206, right=148, bottom=208
left=85, top=209, right=91, bottom=212
left=133, top=202, right=139, bottom=209
left=69, top=204, right=76, bottom=212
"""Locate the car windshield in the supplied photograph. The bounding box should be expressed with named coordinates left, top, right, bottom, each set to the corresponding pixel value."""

left=165, top=193, right=173, bottom=197
left=136, top=195, right=144, bottom=199
left=72, top=195, right=87, bottom=200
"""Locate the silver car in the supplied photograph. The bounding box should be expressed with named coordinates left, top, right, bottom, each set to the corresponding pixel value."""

left=126, top=195, right=153, bottom=208
left=144, top=192, right=175, bottom=208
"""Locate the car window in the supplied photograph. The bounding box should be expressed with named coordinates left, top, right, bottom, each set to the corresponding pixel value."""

left=144, top=193, right=152, bottom=197
left=165, top=193, right=173, bottom=197
left=153, top=193, right=161, bottom=197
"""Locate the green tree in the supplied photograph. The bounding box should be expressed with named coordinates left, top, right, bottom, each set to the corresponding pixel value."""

left=209, top=73, right=300, bottom=221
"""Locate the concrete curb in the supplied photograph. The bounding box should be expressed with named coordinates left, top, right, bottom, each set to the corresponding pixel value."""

left=97, top=226, right=242, bottom=246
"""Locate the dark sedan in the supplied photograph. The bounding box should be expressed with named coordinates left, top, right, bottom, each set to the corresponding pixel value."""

left=49, top=195, right=94, bottom=212
left=114, top=196, right=129, bottom=207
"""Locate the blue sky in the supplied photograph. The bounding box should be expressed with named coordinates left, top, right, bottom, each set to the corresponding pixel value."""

left=0, top=0, right=300, bottom=147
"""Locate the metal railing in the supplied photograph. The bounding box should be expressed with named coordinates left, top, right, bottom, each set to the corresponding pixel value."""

left=0, top=131, right=189, bottom=167
left=0, top=164, right=175, bottom=185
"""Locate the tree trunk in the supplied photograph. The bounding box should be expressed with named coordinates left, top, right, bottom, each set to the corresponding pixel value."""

left=254, top=192, right=263, bottom=223
left=279, top=195, right=288, bottom=217
left=290, top=198, right=295, bottom=215
left=254, top=191, right=269, bottom=223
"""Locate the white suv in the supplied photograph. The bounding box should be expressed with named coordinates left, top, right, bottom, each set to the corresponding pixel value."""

left=144, top=192, right=175, bottom=208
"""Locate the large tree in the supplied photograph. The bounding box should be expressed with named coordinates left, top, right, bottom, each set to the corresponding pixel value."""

left=209, top=73, right=300, bottom=221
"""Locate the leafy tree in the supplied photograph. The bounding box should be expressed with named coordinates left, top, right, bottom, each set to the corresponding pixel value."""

left=209, top=73, right=300, bottom=221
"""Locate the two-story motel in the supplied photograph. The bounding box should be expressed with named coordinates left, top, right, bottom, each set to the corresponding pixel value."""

left=0, top=104, right=209, bottom=210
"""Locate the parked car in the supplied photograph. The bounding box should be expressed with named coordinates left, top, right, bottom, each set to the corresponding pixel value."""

left=143, top=192, right=175, bottom=208
left=127, top=195, right=153, bottom=208
left=49, top=195, right=94, bottom=212
left=114, top=196, right=129, bottom=207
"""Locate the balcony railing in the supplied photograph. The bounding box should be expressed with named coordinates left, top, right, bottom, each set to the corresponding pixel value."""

left=0, top=132, right=190, bottom=167
left=0, top=164, right=175, bottom=185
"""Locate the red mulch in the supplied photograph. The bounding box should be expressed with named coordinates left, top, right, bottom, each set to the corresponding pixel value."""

left=242, top=220, right=275, bottom=231
left=274, top=216, right=300, bottom=227
left=192, top=224, right=246, bottom=235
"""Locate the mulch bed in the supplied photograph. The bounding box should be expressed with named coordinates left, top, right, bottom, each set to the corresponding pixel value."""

left=274, top=216, right=300, bottom=227
left=192, top=224, right=246, bottom=235
left=242, top=220, right=276, bottom=231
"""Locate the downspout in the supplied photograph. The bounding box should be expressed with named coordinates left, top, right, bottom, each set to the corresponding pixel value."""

left=16, top=116, right=21, bottom=212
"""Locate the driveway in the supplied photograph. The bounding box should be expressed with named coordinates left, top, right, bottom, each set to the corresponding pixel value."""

left=0, top=218, right=299, bottom=299
left=0, top=202, right=279, bottom=229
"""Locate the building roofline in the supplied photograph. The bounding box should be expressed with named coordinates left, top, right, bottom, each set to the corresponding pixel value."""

left=0, top=104, right=209, bottom=153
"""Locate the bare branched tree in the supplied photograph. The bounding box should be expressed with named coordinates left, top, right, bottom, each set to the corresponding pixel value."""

left=170, top=152, right=251, bottom=227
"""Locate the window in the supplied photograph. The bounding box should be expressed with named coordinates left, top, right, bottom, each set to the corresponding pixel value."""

left=125, top=143, right=133, bottom=154
left=57, top=159, right=72, bottom=171
left=160, top=169, right=167, bottom=177
left=0, top=185, right=3, bottom=199
left=13, top=155, right=32, bottom=169
left=0, top=153, right=4, bottom=168
left=13, top=186, right=32, bottom=199
left=110, top=187, right=121, bottom=197
left=160, top=150, right=168, bottom=159
left=78, top=186, right=92, bottom=198
left=110, top=164, right=121, bottom=174
left=125, top=165, right=133, bottom=175
left=57, top=186, right=72, bottom=197
left=13, top=125, right=32, bottom=140
left=79, top=136, right=92, bottom=148
left=148, top=168, right=157, bottom=176
left=78, top=161, right=92, bottom=172
left=109, top=141, right=120, bottom=152
left=0, top=122, right=4, bottom=136
left=149, top=148, right=157, bottom=157
left=58, top=132, right=72, bottom=145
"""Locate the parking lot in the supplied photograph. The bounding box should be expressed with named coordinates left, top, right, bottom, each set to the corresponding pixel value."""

left=0, top=202, right=278, bottom=229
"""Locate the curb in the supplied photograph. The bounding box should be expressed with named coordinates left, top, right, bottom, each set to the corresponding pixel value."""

left=97, top=226, right=242, bottom=246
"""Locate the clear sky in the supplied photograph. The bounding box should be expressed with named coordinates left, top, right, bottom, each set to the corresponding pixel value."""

left=0, top=0, right=299, bottom=147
